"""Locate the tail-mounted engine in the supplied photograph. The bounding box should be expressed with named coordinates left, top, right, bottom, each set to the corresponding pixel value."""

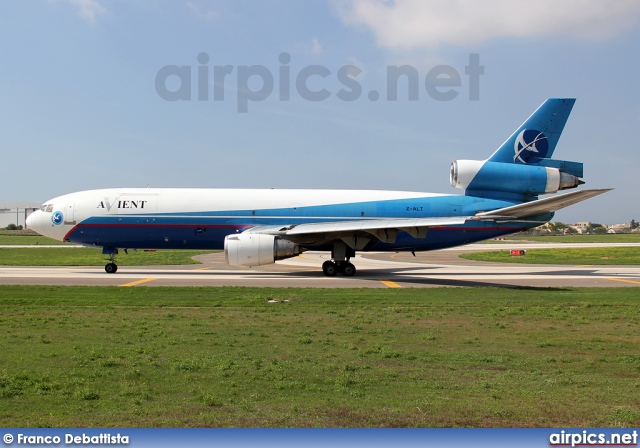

left=450, top=159, right=584, bottom=196
left=224, top=233, right=302, bottom=267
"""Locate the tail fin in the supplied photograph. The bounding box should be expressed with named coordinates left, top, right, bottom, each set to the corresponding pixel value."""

left=488, top=98, right=575, bottom=164
left=450, top=98, right=584, bottom=200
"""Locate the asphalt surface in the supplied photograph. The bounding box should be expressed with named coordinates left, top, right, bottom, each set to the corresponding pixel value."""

left=1, top=242, right=639, bottom=288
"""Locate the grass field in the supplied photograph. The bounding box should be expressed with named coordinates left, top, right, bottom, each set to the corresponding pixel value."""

left=461, top=247, right=640, bottom=265
left=1, top=286, right=639, bottom=427
left=0, top=247, right=212, bottom=266
left=0, top=230, right=64, bottom=245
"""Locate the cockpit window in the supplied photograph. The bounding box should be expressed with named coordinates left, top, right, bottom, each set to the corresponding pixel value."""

left=45, top=204, right=53, bottom=213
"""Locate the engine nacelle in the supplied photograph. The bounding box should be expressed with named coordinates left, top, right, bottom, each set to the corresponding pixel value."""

left=450, top=160, right=583, bottom=195
left=224, top=233, right=302, bottom=267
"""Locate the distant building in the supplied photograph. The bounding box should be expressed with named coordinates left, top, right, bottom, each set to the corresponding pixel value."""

left=569, top=222, right=592, bottom=234
left=0, top=202, right=41, bottom=229
left=538, top=222, right=554, bottom=232
left=606, top=223, right=632, bottom=234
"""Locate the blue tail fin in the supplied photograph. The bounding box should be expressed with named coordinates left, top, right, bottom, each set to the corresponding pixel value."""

left=488, top=98, right=575, bottom=164
left=450, top=98, right=585, bottom=200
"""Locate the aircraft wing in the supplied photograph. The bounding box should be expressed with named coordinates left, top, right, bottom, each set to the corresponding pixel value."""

left=246, top=216, right=470, bottom=245
left=475, top=189, right=612, bottom=220
left=285, top=217, right=468, bottom=236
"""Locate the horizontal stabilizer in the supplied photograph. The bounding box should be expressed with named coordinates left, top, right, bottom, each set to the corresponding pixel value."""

left=475, top=189, right=611, bottom=220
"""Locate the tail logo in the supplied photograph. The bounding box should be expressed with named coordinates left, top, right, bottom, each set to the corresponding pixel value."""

left=514, top=129, right=548, bottom=163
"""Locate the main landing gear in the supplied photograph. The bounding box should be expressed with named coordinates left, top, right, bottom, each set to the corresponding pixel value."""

left=322, top=260, right=356, bottom=277
left=322, top=241, right=357, bottom=277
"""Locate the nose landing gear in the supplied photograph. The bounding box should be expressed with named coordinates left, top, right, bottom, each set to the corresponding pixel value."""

left=103, top=248, right=118, bottom=274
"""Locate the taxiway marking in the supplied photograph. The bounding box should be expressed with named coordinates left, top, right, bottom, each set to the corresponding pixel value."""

left=120, top=278, right=157, bottom=287
left=379, top=279, right=402, bottom=288
left=606, top=277, right=640, bottom=286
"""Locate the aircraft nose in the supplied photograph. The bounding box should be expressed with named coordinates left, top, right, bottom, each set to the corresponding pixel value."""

left=26, top=210, right=36, bottom=229
left=26, top=210, right=46, bottom=235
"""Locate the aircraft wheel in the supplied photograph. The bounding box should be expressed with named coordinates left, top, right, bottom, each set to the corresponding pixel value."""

left=105, top=263, right=118, bottom=274
left=322, top=261, right=337, bottom=277
left=342, top=262, right=356, bottom=277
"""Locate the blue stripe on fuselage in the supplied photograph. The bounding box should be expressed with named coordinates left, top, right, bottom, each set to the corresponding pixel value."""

left=64, top=196, right=546, bottom=251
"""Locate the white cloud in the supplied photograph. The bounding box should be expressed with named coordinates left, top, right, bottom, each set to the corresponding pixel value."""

left=311, top=37, right=323, bottom=55
left=294, top=37, right=325, bottom=57
left=336, top=0, right=640, bottom=49
left=67, top=0, right=106, bottom=24
left=187, top=1, right=219, bottom=21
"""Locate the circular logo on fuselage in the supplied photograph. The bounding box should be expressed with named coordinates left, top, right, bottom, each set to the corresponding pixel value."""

left=51, top=211, right=64, bottom=225
left=514, top=129, right=548, bottom=163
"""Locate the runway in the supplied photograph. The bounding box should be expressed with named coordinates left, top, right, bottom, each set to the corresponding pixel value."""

left=1, top=243, right=639, bottom=288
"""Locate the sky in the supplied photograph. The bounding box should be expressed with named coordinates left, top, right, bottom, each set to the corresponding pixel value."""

left=1, top=0, right=639, bottom=224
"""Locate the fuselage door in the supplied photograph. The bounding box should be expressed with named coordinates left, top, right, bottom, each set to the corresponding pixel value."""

left=63, top=202, right=76, bottom=225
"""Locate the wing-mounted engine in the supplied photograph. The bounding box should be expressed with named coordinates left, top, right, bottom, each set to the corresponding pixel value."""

left=450, top=159, right=584, bottom=197
left=224, top=233, right=303, bottom=267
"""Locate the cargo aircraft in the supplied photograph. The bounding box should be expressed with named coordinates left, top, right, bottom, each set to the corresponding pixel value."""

left=27, top=99, right=609, bottom=276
